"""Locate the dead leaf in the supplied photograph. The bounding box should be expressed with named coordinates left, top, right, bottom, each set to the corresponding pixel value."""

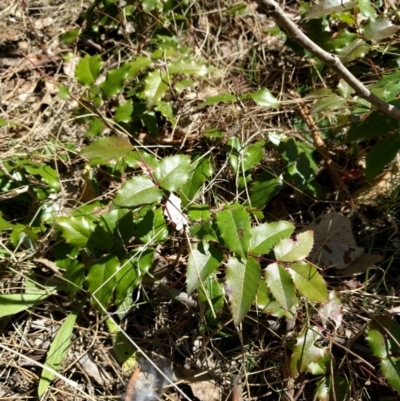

left=303, top=212, right=382, bottom=273
left=189, top=380, right=221, bottom=401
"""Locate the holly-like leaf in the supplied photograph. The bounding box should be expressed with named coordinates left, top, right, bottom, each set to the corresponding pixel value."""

left=274, top=231, right=314, bottom=262
left=319, top=290, right=343, bottom=329
left=136, top=207, right=168, bottom=244
left=57, top=216, right=96, bottom=248
left=127, top=56, right=152, bottom=79
left=168, top=60, right=208, bottom=76
left=80, top=136, right=133, bottom=164
left=143, top=70, right=170, bottom=108
left=114, top=102, right=133, bottom=123
left=100, top=64, right=129, bottom=99
left=38, top=311, right=78, bottom=396
left=290, top=326, right=328, bottom=377
left=24, top=165, right=60, bottom=191
left=229, top=140, right=265, bottom=173
left=256, top=279, right=289, bottom=318
left=358, top=0, right=376, bottom=19
left=199, top=93, right=237, bottom=108
left=198, top=275, right=224, bottom=324
left=142, top=0, right=163, bottom=12
left=247, top=171, right=283, bottom=209
left=265, top=263, right=297, bottom=311
left=305, top=0, right=356, bottom=20
left=113, top=176, right=162, bottom=207
left=363, top=16, right=400, bottom=42
left=250, top=221, right=295, bottom=255
left=86, top=254, right=119, bottom=312
left=226, top=256, right=261, bottom=325
left=187, top=241, right=223, bottom=294
left=154, top=155, right=191, bottom=191
left=216, top=203, right=251, bottom=258
left=289, top=262, right=328, bottom=303
left=310, top=94, right=346, bottom=114
left=365, top=133, right=400, bottom=181
left=75, top=55, right=102, bottom=85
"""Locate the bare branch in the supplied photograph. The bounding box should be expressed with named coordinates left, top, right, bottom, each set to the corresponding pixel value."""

left=256, top=0, right=400, bottom=121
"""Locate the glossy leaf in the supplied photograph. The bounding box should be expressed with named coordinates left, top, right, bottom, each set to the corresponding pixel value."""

left=113, top=176, right=162, bottom=207
left=38, top=311, right=78, bottom=396
left=80, top=136, right=133, bottom=164
left=336, top=38, right=369, bottom=63
left=57, top=216, right=96, bottom=248
left=168, top=60, right=208, bottom=76
left=310, top=95, right=346, bottom=114
left=248, top=171, right=283, bottom=208
left=86, top=254, right=119, bottom=312
left=363, top=16, right=400, bottom=42
left=265, top=263, right=297, bottom=311
left=289, top=262, right=328, bottom=303
left=188, top=204, right=211, bottom=221
left=75, top=55, right=102, bottom=85
left=226, top=256, right=261, bottom=325
left=305, top=0, right=356, bottom=19
left=154, top=155, right=191, bottom=191
left=199, top=93, right=237, bottom=108
left=290, top=326, right=328, bottom=377
left=216, top=203, right=251, bottom=258
left=144, top=70, right=170, bottom=107
left=229, top=140, right=265, bottom=173
left=100, top=64, right=129, bottom=99
left=127, top=56, right=152, bottom=79
left=114, top=102, right=133, bottom=123
left=367, top=315, right=400, bottom=359
left=274, top=231, right=314, bottom=262
left=249, top=221, right=295, bottom=255
left=198, top=275, right=224, bottom=324
left=190, top=221, right=219, bottom=242
left=24, top=165, right=60, bottom=191
left=381, top=357, right=400, bottom=392
left=136, top=207, right=168, bottom=243
left=142, top=0, right=163, bottom=12
left=357, top=0, right=376, bottom=19
left=187, top=241, right=223, bottom=294
left=0, top=289, right=54, bottom=317
left=365, top=133, right=400, bottom=181
left=249, top=88, right=279, bottom=109
left=256, top=279, right=289, bottom=318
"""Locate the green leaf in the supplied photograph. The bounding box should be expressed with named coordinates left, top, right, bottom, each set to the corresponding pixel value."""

left=310, top=95, right=346, bottom=114
left=274, top=231, right=314, bottom=262
left=85, top=117, right=105, bottom=137
left=0, top=213, right=13, bottom=231
left=226, top=256, right=261, bottom=325
left=57, top=84, right=70, bottom=100
left=249, top=221, right=295, bottom=255
left=188, top=204, right=211, bottom=221
left=198, top=93, right=237, bottom=108
left=154, top=155, right=191, bottom=191
left=24, top=165, right=60, bottom=191
left=305, top=0, right=356, bottom=19
left=127, top=56, right=152, bottom=79
left=216, top=203, right=251, bottom=258
left=60, top=29, right=80, bottom=44
left=367, top=316, right=400, bottom=359
left=168, top=60, right=208, bottom=76
left=249, top=88, right=279, bottom=109
left=365, top=133, right=400, bottom=181
left=289, top=262, right=328, bottom=303
left=180, top=157, right=213, bottom=205
left=114, top=102, right=133, bottom=123
left=256, top=279, right=289, bottom=318
left=357, top=0, right=376, bottom=19
left=100, top=64, right=129, bottom=99
left=38, top=311, right=78, bottom=396
left=0, top=289, right=54, bottom=317
left=381, top=357, right=400, bottom=392
left=347, top=108, right=399, bottom=143
left=336, top=38, right=369, bottom=63
left=86, top=254, right=119, bottom=312
left=187, top=241, right=223, bottom=294
left=190, top=221, right=219, bottom=242
left=363, top=16, right=400, bottom=42
left=198, top=275, right=224, bottom=325
left=75, top=55, right=103, bottom=86
left=265, top=263, right=297, bottom=311
left=63, top=262, right=85, bottom=296
left=229, top=140, right=265, bottom=173
left=80, top=136, right=133, bottom=164
left=105, top=317, right=137, bottom=372
left=290, top=326, right=328, bottom=377
left=144, top=70, right=170, bottom=107
left=57, top=216, right=96, bottom=248
left=136, top=207, right=168, bottom=243
left=114, top=260, right=139, bottom=305
left=247, top=170, right=282, bottom=208
left=142, top=0, right=163, bottom=12
left=113, top=176, right=162, bottom=207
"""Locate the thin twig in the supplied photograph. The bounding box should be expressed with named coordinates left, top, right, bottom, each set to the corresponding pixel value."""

left=256, top=0, right=400, bottom=121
